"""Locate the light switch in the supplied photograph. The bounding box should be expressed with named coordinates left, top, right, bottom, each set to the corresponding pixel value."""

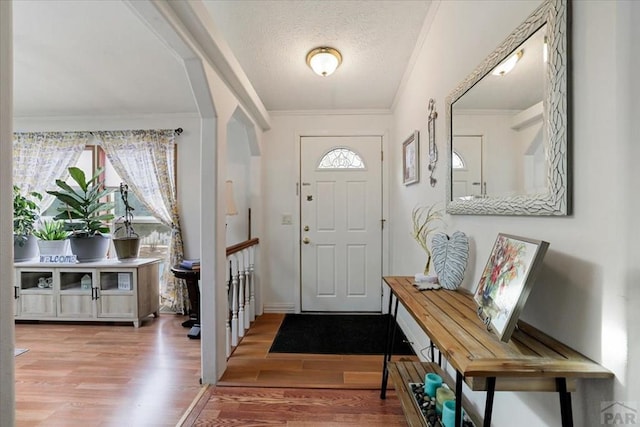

left=281, top=214, right=293, bottom=225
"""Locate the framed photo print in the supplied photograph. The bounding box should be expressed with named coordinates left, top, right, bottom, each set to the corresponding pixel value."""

left=473, top=233, right=549, bottom=342
left=402, top=131, right=419, bottom=185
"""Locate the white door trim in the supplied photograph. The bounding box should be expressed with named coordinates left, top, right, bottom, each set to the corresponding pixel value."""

left=293, top=130, right=390, bottom=313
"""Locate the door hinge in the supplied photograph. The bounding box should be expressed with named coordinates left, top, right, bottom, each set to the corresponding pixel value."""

left=381, top=150, right=384, bottom=161
left=381, top=219, right=386, bottom=229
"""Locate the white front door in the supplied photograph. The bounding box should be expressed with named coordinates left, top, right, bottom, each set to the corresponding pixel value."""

left=300, top=136, right=382, bottom=312
left=452, top=135, right=484, bottom=197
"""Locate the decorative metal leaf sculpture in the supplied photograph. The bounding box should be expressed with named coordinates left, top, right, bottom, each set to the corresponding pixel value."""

left=432, top=231, right=469, bottom=290
left=411, top=205, right=444, bottom=275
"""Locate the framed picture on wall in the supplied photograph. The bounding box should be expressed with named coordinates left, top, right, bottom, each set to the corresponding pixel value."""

left=402, top=131, right=419, bottom=185
left=473, top=233, right=549, bottom=342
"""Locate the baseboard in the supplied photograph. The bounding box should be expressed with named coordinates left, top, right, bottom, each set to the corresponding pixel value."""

left=263, top=303, right=296, bottom=313
left=396, top=308, right=433, bottom=362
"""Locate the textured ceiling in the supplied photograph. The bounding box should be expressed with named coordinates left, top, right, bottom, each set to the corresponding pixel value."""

left=202, top=0, right=431, bottom=111
left=12, top=0, right=431, bottom=118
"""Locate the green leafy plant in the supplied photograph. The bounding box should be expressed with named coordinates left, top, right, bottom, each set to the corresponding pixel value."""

left=114, top=183, right=138, bottom=238
left=33, top=219, right=71, bottom=241
left=411, top=204, right=444, bottom=275
left=13, top=185, right=42, bottom=245
left=47, top=167, right=115, bottom=237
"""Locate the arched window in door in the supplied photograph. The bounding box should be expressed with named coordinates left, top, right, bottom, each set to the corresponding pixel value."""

left=452, top=151, right=465, bottom=170
left=317, top=147, right=366, bottom=170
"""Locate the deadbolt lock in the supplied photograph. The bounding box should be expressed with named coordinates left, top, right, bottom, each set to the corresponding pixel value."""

left=307, top=195, right=313, bottom=201
left=304, top=225, right=310, bottom=231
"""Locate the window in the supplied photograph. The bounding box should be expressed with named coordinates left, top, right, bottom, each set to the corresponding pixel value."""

left=452, top=151, right=465, bottom=170
left=43, top=145, right=172, bottom=260
left=317, top=147, right=365, bottom=169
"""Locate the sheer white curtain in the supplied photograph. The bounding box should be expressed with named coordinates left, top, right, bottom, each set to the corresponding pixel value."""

left=13, top=132, right=88, bottom=211
left=95, top=129, right=188, bottom=313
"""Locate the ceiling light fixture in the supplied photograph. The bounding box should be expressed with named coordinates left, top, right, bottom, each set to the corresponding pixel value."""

left=492, top=49, right=523, bottom=76
left=306, top=47, right=342, bottom=77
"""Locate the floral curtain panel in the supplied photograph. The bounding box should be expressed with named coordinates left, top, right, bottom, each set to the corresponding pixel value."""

left=13, top=132, right=89, bottom=211
left=95, top=129, right=188, bottom=314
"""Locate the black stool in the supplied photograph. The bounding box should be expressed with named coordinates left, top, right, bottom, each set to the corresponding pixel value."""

left=170, top=266, right=201, bottom=339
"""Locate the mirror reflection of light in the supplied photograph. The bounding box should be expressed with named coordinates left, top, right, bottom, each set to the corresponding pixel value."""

left=492, top=50, right=523, bottom=76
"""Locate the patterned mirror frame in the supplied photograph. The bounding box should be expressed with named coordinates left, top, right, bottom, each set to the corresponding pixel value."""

left=445, top=0, right=570, bottom=216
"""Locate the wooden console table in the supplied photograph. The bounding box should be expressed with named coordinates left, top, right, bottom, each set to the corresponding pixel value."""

left=380, top=276, right=613, bottom=427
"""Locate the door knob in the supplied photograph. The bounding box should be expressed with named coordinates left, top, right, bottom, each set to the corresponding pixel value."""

left=302, top=237, right=311, bottom=244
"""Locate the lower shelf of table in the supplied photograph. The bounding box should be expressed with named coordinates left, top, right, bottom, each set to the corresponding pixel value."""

left=387, top=361, right=482, bottom=427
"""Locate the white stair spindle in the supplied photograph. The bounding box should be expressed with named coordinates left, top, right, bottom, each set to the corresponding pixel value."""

left=237, top=252, right=246, bottom=337
left=225, top=257, right=231, bottom=358
left=249, top=246, right=256, bottom=321
left=243, top=248, right=251, bottom=328
left=231, top=255, right=239, bottom=347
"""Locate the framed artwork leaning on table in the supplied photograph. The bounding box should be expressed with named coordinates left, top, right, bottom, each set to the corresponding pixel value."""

left=473, top=233, right=549, bottom=342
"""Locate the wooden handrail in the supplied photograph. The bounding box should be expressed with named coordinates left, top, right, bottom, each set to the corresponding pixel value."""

left=226, top=238, right=259, bottom=256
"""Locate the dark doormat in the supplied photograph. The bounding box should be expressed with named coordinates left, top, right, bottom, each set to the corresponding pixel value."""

left=269, top=314, right=415, bottom=355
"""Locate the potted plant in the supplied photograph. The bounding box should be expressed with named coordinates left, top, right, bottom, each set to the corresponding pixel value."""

left=112, top=182, right=140, bottom=260
left=13, top=185, right=42, bottom=262
left=33, top=219, right=71, bottom=256
left=47, top=167, right=115, bottom=262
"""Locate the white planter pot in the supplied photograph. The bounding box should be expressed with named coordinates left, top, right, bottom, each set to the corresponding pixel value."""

left=14, top=235, right=39, bottom=262
left=37, top=239, right=70, bottom=256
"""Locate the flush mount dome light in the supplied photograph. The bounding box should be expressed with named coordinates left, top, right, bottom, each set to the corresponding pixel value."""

left=306, top=47, right=342, bottom=77
left=492, top=49, right=524, bottom=76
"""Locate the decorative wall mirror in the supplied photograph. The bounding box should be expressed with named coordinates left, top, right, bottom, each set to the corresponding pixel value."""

left=445, top=0, right=569, bottom=215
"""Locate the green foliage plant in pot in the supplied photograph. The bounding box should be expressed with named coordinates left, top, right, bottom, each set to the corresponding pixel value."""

left=33, top=219, right=71, bottom=256
left=112, top=183, right=140, bottom=260
left=13, top=185, right=43, bottom=262
left=47, top=167, right=115, bottom=262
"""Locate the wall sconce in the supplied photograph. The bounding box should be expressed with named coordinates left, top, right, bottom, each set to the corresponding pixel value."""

left=306, top=47, right=342, bottom=77
left=225, top=180, right=238, bottom=217
left=492, top=49, right=523, bottom=76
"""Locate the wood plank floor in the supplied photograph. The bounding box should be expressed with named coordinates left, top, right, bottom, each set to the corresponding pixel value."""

left=15, top=314, right=201, bottom=427
left=15, top=312, right=412, bottom=426
left=181, top=386, right=407, bottom=426
left=181, top=313, right=413, bottom=426
left=218, top=313, right=413, bottom=389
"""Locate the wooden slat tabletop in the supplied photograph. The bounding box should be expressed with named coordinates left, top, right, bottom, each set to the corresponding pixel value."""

left=384, top=277, right=612, bottom=391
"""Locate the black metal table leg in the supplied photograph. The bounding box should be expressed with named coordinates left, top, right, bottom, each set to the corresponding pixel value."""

left=455, top=370, right=463, bottom=427
left=557, top=378, right=574, bottom=427
left=484, top=377, right=496, bottom=427
left=380, top=293, right=399, bottom=399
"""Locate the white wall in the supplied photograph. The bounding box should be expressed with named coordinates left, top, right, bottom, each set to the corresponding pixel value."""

left=625, top=0, right=640, bottom=407
left=261, top=112, right=392, bottom=312
left=391, top=1, right=634, bottom=426
left=226, top=116, right=251, bottom=245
